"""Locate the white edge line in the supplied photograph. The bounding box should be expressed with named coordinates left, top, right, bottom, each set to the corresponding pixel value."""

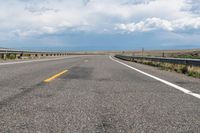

left=109, top=56, right=200, bottom=99
left=0, top=56, right=80, bottom=66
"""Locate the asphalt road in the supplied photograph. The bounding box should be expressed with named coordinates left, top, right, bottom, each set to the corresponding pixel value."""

left=0, top=55, right=200, bottom=133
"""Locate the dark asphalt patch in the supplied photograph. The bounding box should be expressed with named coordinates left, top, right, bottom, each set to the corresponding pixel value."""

left=62, top=66, right=94, bottom=80
left=0, top=83, right=45, bottom=109
left=96, top=78, right=112, bottom=82
left=94, top=106, right=128, bottom=133
left=175, top=81, right=189, bottom=85
left=34, top=93, right=54, bottom=98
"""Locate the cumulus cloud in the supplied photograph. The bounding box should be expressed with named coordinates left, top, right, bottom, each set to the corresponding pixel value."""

left=186, top=0, right=200, bottom=15
left=115, top=17, right=200, bottom=32
left=0, top=0, right=199, bottom=39
left=115, top=18, right=173, bottom=32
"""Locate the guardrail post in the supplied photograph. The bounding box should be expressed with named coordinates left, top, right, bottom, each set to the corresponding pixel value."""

left=3, top=53, right=7, bottom=60
left=162, top=51, right=165, bottom=57
left=19, top=52, right=23, bottom=59
left=30, top=54, right=34, bottom=59
left=16, top=54, right=21, bottom=59
left=38, top=54, right=42, bottom=59
left=0, top=54, right=2, bottom=59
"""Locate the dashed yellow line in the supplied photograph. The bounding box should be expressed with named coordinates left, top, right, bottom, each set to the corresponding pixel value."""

left=44, top=70, right=68, bottom=83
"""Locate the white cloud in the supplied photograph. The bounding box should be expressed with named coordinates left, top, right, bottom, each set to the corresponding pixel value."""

left=186, top=0, right=200, bottom=15
left=0, top=0, right=199, bottom=39
left=115, top=17, right=200, bottom=32
left=115, top=18, right=173, bottom=32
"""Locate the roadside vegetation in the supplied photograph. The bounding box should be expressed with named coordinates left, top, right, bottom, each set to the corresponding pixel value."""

left=121, top=49, right=200, bottom=59
left=6, top=54, right=16, bottom=60
left=132, top=59, right=200, bottom=79
left=0, top=54, right=19, bottom=60
left=174, top=54, right=200, bottom=59
left=0, top=54, right=34, bottom=60
left=0, top=54, right=16, bottom=60
left=118, top=50, right=200, bottom=78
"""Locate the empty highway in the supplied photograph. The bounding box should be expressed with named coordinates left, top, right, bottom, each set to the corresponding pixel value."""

left=0, top=55, right=200, bottom=132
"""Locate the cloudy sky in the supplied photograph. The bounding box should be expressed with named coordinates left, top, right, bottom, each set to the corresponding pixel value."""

left=0, top=0, right=200, bottom=51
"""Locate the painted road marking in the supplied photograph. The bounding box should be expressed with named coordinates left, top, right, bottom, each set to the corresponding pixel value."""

left=110, top=56, right=200, bottom=99
left=0, top=56, right=79, bottom=66
left=44, top=70, right=68, bottom=83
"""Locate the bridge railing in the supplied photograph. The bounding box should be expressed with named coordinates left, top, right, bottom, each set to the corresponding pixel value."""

left=115, top=55, right=200, bottom=67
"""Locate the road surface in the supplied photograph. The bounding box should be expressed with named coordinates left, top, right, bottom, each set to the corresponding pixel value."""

left=0, top=55, right=200, bottom=132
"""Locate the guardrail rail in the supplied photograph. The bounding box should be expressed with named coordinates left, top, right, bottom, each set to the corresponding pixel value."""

left=115, top=55, right=200, bottom=67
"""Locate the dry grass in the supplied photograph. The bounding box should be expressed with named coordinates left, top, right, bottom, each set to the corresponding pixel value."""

left=133, top=59, right=200, bottom=78
left=187, top=66, right=200, bottom=78
left=119, top=49, right=200, bottom=58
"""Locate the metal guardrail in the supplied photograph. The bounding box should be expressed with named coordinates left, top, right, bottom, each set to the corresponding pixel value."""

left=0, top=48, right=67, bottom=54
left=0, top=48, right=68, bottom=60
left=115, top=55, right=200, bottom=67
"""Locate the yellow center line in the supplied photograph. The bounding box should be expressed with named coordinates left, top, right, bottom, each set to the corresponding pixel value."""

left=44, top=70, right=68, bottom=83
